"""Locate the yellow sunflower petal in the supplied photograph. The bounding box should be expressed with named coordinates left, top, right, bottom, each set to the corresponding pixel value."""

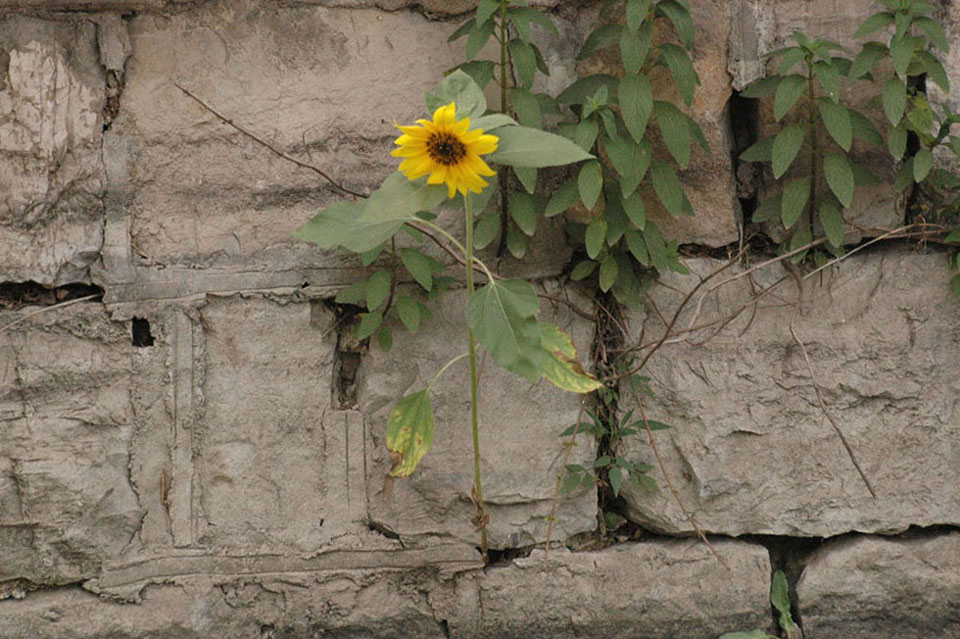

left=433, top=102, right=456, bottom=127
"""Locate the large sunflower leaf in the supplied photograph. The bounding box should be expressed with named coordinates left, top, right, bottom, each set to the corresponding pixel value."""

left=385, top=390, right=435, bottom=477
left=538, top=323, right=603, bottom=393
left=425, top=69, right=487, bottom=121
left=486, top=126, right=595, bottom=167
left=467, top=279, right=542, bottom=382
left=293, top=200, right=364, bottom=249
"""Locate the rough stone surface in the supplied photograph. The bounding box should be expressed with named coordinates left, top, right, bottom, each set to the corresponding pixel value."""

left=0, top=17, right=105, bottom=285
left=797, top=532, right=960, bottom=639
left=0, top=305, right=142, bottom=592
left=457, top=541, right=771, bottom=639
left=619, top=250, right=960, bottom=537
left=360, top=287, right=598, bottom=550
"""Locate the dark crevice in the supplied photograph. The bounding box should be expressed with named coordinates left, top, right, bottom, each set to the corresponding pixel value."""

left=0, top=282, right=104, bottom=311
left=438, top=619, right=451, bottom=638
left=728, top=90, right=762, bottom=224
left=320, top=300, right=365, bottom=409
left=131, top=317, right=154, bottom=347
left=482, top=544, right=533, bottom=568
left=745, top=535, right=823, bottom=634
left=367, top=522, right=404, bottom=547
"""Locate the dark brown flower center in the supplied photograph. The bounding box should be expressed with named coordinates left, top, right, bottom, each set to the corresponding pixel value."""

left=427, top=132, right=467, bottom=166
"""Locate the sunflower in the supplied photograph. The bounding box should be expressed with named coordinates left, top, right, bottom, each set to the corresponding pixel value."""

left=392, top=102, right=499, bottom=199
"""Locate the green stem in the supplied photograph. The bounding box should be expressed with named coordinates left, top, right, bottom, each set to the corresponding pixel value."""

left=465, top=192, right=488, bottom=560
left=427, top=352, right=469, bottom=391
left=807, top=57, right=818, bottom=237
left=413, top=219, right=497, bottom=284
left=497, top=0, right=511, bottom=257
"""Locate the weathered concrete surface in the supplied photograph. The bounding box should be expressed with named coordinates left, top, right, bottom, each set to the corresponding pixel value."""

left=451, top=541, right=771, bottom=639
left=620, top=250, right=960, bottom=537
left=360, top=286, right=598, bottom=550
left=0, top=304, right=142, bottom=593
left=0, top=17, right=105, bottom=285
left=797, top=532, right=960, bottom=639
left=730, top=0, right=903, bottom=237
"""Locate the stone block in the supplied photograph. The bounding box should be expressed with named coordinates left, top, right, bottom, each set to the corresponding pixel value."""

left=0, top=17, right=105, bottom=285
left=797, top=532, right=960, bottom=639
left=449, top=541, right=771, bottom=638
left=0, top=303, right=142, bottom=590
left=619, top=250, right=960, bottom=537
left=359, top=286, right=598, bottom=549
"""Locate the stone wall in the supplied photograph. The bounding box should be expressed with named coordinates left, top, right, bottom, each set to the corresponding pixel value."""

left=1, top=1, right=958, bottom=638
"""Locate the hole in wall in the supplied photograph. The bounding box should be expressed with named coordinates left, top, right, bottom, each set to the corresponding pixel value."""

left=0, top=281, right=103, bottom=310
left=727, top=90, right=762, bottom=222
left=131, top=317, right=154, bottom=347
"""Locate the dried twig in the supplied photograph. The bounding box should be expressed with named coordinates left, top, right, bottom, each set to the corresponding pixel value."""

left=635, top=394, right=729, bottom=570
left=0, top=294, right=102, bottom=335
left=544, top=399, right=588, bottom=558
left=175, top=84, right=368, bottom=199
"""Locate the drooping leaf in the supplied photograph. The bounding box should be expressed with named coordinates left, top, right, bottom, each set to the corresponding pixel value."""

left=623, top=191, right=646, bottom=229
left=454, top=60, right=497, bottom=89
left=771, top=570, right=796, bottom=634
left=657, top=0, right=694, bottom=48
left=650, top=158, right=684, bottom=216
left=473, top=212, right=500, bottom=249
left=888, top=34, right=913, bottom=76
left=574, top=119, right=600, bottom=152
left=849, top=109, right=884, bottom=146
left=509, top=191, right=539, bottom=236
left=578, top=160, right=604, bottom=210
left=818, top=99, right=853, bottom=151
left=293, top=201, right=364, bottom=250
left=507, top=6, right=560, bottom=40
left=506, top=223, right=529, bottom=258
left=813, top=60, right=841, bottom=101
left=578, top=24, right=622, bottom=59
left=471, top=112, right=519, bottom=132
left=655, top=100, right=691, bottom=168
left=740, top=136, right=774, bottom=163
left=585, top=217, right=607, bottom=259
left=774, top=74, right=807, bottom=121
left=570, top=260, right=596, bottom=280
left=913, top=148, right=934, bottom=182
left=355, top=311, right=383, bottom=340
left=538, top=323, right=603, bottom=393
left=644, top=221, right=669, bottom=273
left=626, top=0, right=653, bottom=32
left=399, top=248, right=433, bottom=292
left=365, top=270, right=392, bottom=310
left=427, top=70, right=487, bottom=121
left=385, top=390, right=435, bottom=477
left=819, top=196, right=845, bottom=247
left=509, top=38, right=538, bottom=88
left=598, top=254, right=618, bottom=292
left=740, top=76, right=781, bottom=98
left=557, top=74, right=619, bottom=105
left=882, top=76, right=907, bottom=125
left=781, top=177, right=810, bottom=229
left=659, top=43, right=700, bottom=106
left=466, top=279, right=542, bottom=382
left=510, top=87, right=542, bottom=129
left=849, top=41, right=888, bottom=79
left=397, top=295, right=420, bottom=332
left=486, top=126, right=595, bottom=167
left=377, top=325, right=393, bottom=352
left=914, top=16, right=949, bottom=53
left=546, top=179, right=581, bottom=217
left=604, top=135, right=651, bottom=196
left=853, top=11, right=894, bottom=39
left=772, top=123, right=806, bottom=179
left=619, top=73, right=654, bottom=143
left=620, top=21, right=651, bottom=74
left=465, top=16, right=496, bottom=60
left=823, top=152, right=855, bottom=208
left=887, top=123, right=908, bottom=159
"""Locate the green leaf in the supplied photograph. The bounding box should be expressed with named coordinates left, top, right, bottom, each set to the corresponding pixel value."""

left=913, top=148, right=934, bottom=182
left=889, top=35, right=913, bottom=76
left=510, top=87, right=542, bottom=129
left=777, top=47, right=805, bottom=74
left=619, top=73, right=654, bottom=143
left=514, top=166, right=537, bottom=194
left=360, top=243, right=385, bottom=267
left=472, top=112, right=519, bottom=132
left=917, top=51, right=949, bottom=93
left=824, top=152, right=855, bottom=208
left=376, top=325, right=393, bottom=352
left=538, top=323, right=602, bottom=393
left=945, top=229, right=960, bottom=244
left=882, top=76, right=906, bottom=125
left=578, top=24, right=622, bottom=59
left=365, top=270, right=392, bottom=310
left=467, top=279, right=542, bottom=382
left=507, top=7, right=559, bottom=39
left=385, top=390, right=435, bottom=477
left=813, top=60, right=841, bottom=101
left=853, top=11, right=894, bottom=39
left=851, top=162, right=880, bottom=185
left=819, top=197, right=845, bottom=247
left=578, top=160, right=603, bottom=210
left=465, top=16, right=496, bottom=60
left=781, top=177, right=810, bottom=229
left=399, top=248, right=433, bottom=291
left=894, top=156, right=915, bottom=191
left=740, top=136, right=774, bottom=163
left=509, top=191, right=538, bottom=236
left=718, top=631, right=771, bottom=639
left=655, top=100, right=691, bottom=168
left=570, top=260, right=596, bottom=280
left=509, top=38, right=537, bottom=88
left=849, top=109, right=884, bottom=146
left=473, top=212, right=500, bottom=249
left=644, top=221, right=669, bottom=273
left=397, top=295, right=420, bottom=332
left=599, top=254, right=618, bottom=292
left=506, top=223, right=529, bottom=258
left=753, top=194, right=783, bottom=223
left=454, top=60, right=497, bottom=90
left=604, top=135, right=651, bottom=195
left=659, top=43, right=700, bottom=106
left=818, top=99, right=852, bottom=151
left=658, top=0, right=694, bottom=48
left=774, top=75, right=806, bottom=121
left=585, top=217, right=607, bottom=259
left=650, top=158, right=684, bottom=217
left=448, top=18, right=475, bottom=43
left=293, top=201, right=363, bottom=249
left=574, top=119, right=599, bottom=151
left=604, top=194, right=628, bottom=244
left=334, top=280, right=366, bottom=305
left=772, top=123, right=806, bottom=179
left=475, top=0, right=499, bottom=25
left=849, top=41, right=887, bottom=79
left=771, top=570, right=796, bottom=633
left=626, top=0, right=653, bottom=32
left=546, top=179, right=580, bottom=217
left=624, top=229, right=649, bottom=264
left=740, top=76, right=781, bottom=98
left=887, top=124, right=908, bottom=159
left=355, top=311, right=383, bottom=340
left=914, top=16, right=949, bottom=53
left=623, top=191, right=646, bottom=229
left=620, top=22, right=651, bottom=74
left=558, top=74, right=619, bottom=105
left=487, top=126, right=595, bottom=167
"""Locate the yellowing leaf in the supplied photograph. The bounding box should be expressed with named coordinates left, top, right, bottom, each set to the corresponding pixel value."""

left=385, top=390, right=435, bottom=477
left=538, top=323, right=603, bottom=393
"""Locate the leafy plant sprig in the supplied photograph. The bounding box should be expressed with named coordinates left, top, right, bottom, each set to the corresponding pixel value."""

left=740, top=31, right=883, bottom=261
left=718, top=569, right=800, bottom=639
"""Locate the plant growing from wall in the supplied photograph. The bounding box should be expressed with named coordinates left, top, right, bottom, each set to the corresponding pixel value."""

left=294, top=71, right=602, bottom=559
left=718, top=569, right=800, bottom=639
left=739, top=32, right=884, bottom=262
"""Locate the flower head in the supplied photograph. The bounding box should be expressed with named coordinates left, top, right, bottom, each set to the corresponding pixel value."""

left=392, top=102, right=499, bottom=199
